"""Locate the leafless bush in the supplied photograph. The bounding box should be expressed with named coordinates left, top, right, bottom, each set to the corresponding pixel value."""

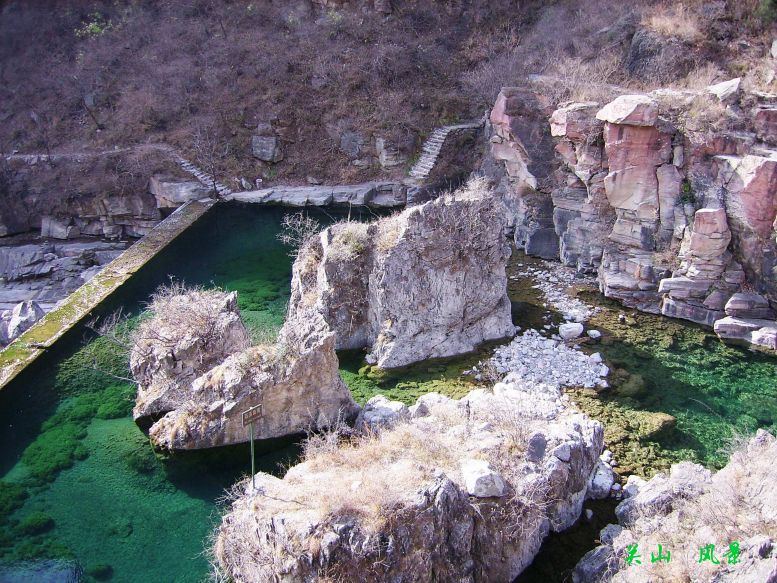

left=277, top=212, right=322, bottom=258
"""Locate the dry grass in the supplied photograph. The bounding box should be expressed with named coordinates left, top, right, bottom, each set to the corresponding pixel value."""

left=615, top=432, right=777, bottom=581
left=328, top=221, right=369, bottom=262
left=375, top=212, right=404, bottom=255
left=644, top=4, right=703, bottom=43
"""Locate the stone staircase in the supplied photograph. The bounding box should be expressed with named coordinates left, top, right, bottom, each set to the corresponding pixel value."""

left=174, top=156, right=233, bottom=197
left=408, top=116, right=487, bottom=181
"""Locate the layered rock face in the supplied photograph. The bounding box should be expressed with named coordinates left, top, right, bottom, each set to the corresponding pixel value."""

left=287, top=180, right=515, bottom=368
left=485, top=86, right=777, bottom=349
left=0, top=240, right=127, bottom=311
left=130, top=289, right=358, bottom=450
left=574, top=430, right=777, bottom=583
left=215, top=380, right=603, bottom=582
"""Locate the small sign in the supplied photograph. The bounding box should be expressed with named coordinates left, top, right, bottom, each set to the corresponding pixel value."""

left=242, top=404, right=263, bottom=427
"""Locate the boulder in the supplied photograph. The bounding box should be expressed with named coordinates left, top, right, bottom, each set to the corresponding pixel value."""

left=251, top=135, right=283, bottom=162
left=215, top=379, right=603, bottom=582
left=587, top=460, right=616, bottom=500
left=287, top=179, right=515, bottom=368
left=148, top=175, right=208, bottom=209
left=725, top=292, right=775, bottom=319
left=355, top=395, right=409, bottom=431
left=596, top=95, right=659, bottom=127
left=130, top=289, right=251, bottom=422
left=3, top=300, right=45, bottom=343
left=559, top=322, right=584, bottom=340
left=706, top=77, right=741, bottom=104
left=147, top=308, right=359, bottom=449
left=40, top=216, right=79, bottom=240
left=714, top=316, right=777, bottom=349
left=460, top=459, right=507, bottom=498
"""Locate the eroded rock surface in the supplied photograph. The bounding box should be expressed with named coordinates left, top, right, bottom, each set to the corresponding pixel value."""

left=287, top=179, right=515, bottom=368
left=484, top=86, right=777, bottom=350
left=574, top=430, right=777, bottom=583
left=130, top=288, right=358, bottom=449
left=215, top=380, right=603, bottom=582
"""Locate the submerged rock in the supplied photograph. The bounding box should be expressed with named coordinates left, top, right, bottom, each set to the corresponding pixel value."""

left=215, top=379, right=603, bottom=582
left=287, top=178, right=515, bottom=368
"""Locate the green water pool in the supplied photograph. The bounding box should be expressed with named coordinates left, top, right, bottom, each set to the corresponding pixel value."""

left=0, top=205, right=775, bottom=582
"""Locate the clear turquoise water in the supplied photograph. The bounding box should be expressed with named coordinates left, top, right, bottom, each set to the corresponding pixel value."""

left=0, top=204, right=353, bottom=582
left=0, top=207, right=775, bottom=583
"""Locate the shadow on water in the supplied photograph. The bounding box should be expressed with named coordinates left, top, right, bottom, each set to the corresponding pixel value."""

left=515, top=499, right=618, bottom=583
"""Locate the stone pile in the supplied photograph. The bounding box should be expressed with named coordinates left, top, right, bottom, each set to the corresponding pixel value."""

left=480, top=330, right=609, bottom=390
left=512, top=260, right=598, bottom=322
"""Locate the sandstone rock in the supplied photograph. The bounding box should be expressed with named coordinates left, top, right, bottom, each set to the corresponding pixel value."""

left=146, top=307, right=359, bottom=449
left=714, top=316, right=777, bottom=349
left=549, top=102, right=602, bottom=139
left=596, top=95, right=659, bottom=127
left=251, top=135, right=283, bottom=162
left=149, top=175, right=208, bottom=209
left=725, top=292, right=775, bottom=319
left=715, top=155, right=777, bottom=302
left=707, top=77, right=741, bottom=104
left=559, top=322, right=584, bottom=340
left=287, top=180, right=514, bottom=368
left=460, top=459, right=507, bottom=498
left=216, top=380, right=603, bottom=581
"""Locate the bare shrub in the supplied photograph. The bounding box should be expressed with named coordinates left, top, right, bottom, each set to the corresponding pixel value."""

left=277, top=212, right=322, bottom=258
left=132, top=281, right=249, bottom=360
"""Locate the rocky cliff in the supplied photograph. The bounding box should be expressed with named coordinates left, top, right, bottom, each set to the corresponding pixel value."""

left=215, top=378, right=603, bottom=582
left=574, top=430, right=777, bottom=583
left=485, top=84, right=777, bottom=350
left=130, top=288, right=358, bottom=449
left=287, top=179, right=515, bottom=368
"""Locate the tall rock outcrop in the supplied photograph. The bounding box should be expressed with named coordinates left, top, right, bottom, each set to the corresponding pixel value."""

left=484, top=85, right=777, bottom=349
left=215, top=379, right=604, bottom=582
left=287, top=179, right=515, bottom=368
left=130, top=288, right=358, bottom=449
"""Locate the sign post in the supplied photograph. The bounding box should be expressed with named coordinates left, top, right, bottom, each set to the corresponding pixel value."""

left=242, top=404, right=263, bottom=491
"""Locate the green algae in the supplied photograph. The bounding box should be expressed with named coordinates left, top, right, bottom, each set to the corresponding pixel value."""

left=338, top=349, right=483, bottom=405
left=506, top=252, right=777, bottom=476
